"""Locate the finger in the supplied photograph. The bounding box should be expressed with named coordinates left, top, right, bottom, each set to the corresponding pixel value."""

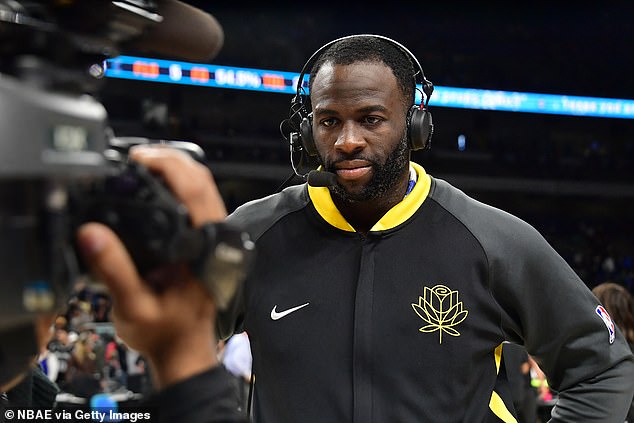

left=76, top=222, right=157, bottom=319
left=129, top=145, right=227, bottom=225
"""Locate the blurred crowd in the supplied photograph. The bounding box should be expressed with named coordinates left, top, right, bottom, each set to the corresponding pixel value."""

left=36, top=278, right=252, bottom=408
left=535, top=219, right=634, bottom=294
left=37, top=280, right=152, bottom=402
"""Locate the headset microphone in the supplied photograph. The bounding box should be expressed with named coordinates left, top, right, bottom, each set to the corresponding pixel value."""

left=307, top=170, right=338, bottom=187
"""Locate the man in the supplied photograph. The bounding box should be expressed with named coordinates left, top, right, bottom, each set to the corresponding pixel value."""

left=218, top=35, right=634, bottom=422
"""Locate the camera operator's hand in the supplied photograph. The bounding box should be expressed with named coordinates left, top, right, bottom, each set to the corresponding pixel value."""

left=76, top=145, right=226, bottom=389
left=127, top=144, right=228, bottom=226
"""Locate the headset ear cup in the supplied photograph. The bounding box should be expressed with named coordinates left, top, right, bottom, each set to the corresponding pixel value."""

left=300, top=116, right=318, bottom=156
left=408, top=106, right=433, bottom=151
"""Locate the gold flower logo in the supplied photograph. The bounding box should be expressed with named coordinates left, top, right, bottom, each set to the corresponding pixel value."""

left=412, top=284, right=468, bottom=344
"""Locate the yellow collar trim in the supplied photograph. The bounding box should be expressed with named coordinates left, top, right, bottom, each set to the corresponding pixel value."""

left=307, top=162, right=431, bottom=232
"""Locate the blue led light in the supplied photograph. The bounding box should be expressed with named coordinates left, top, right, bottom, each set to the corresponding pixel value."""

left=104, top=56, right=634, bottom=119
left=458, top=134, right=466, bottom=151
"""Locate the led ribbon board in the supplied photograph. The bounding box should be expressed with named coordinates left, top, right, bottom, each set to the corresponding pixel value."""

left=104, top=56, right=634, bottom=119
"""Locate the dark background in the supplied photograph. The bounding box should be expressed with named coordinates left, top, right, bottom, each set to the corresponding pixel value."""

left=99, top=2, right=634, bottom=291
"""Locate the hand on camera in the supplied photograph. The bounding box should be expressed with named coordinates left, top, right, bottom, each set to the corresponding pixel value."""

left=76, top=145, right=226, bottom=389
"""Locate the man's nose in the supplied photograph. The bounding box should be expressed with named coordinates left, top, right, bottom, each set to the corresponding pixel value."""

left=334, top=122, right=366, bottom=154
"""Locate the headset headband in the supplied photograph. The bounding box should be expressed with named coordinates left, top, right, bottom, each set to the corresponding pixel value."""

left=293, top=34, right=434, bottom=107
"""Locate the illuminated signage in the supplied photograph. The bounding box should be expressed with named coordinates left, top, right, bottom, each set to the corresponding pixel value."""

left=104, top=56, right=634, bottom=119
left=105, top=56, right=299, bottom=94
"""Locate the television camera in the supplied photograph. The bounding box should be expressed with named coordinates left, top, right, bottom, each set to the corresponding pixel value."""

left=0, top=0, right=252, bottom=386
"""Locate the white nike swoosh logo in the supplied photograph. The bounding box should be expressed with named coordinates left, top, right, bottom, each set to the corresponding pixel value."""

left=270, top=302, right=310, bottom=320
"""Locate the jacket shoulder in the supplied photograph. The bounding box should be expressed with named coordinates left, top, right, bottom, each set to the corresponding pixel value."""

left=227, top=184, right=309, bottom=241
left=428, top=177, right=544, bottom=250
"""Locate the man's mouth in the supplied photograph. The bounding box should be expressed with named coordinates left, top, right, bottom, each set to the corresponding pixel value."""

left=334, top=160, right=373, bottom=181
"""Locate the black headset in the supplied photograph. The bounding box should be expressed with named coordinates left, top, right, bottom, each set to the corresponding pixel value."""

left=280, top=34, right=434, bottom=177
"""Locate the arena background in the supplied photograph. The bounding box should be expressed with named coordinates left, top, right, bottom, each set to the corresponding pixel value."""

left=99, top=2, right=634, bottom=292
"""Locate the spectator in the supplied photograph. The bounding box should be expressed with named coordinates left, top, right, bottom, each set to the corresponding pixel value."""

left=66, top=331, right=100, bottom=398
left=592, top=282, right=634, bottom=422
left=47, top=327, right=73, bottom=391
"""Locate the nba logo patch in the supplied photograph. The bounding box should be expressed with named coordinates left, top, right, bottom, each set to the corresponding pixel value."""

left=595, top=305, right=615, bottom=344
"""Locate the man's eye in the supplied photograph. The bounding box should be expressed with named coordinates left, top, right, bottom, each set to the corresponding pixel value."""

left=365, top=116, right=382, bottom=125
left=320, top=118, right=336, bottom=127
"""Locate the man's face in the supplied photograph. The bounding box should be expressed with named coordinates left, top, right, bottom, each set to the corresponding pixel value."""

left=310, top=61, right=410, bottom=202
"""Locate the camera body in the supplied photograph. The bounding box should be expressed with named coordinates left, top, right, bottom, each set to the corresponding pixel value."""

left=72, top=148, right=203, bottom=278
left=71, top=141, right=255, bottom=310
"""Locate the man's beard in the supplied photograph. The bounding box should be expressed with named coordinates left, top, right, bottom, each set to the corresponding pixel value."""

left=324, top=133, right=410, bottom=203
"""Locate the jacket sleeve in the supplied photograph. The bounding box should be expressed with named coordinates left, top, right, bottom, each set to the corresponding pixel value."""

left=549, top=359, right=634, bottom=422
left=482, top=210, right=634, bottom=422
